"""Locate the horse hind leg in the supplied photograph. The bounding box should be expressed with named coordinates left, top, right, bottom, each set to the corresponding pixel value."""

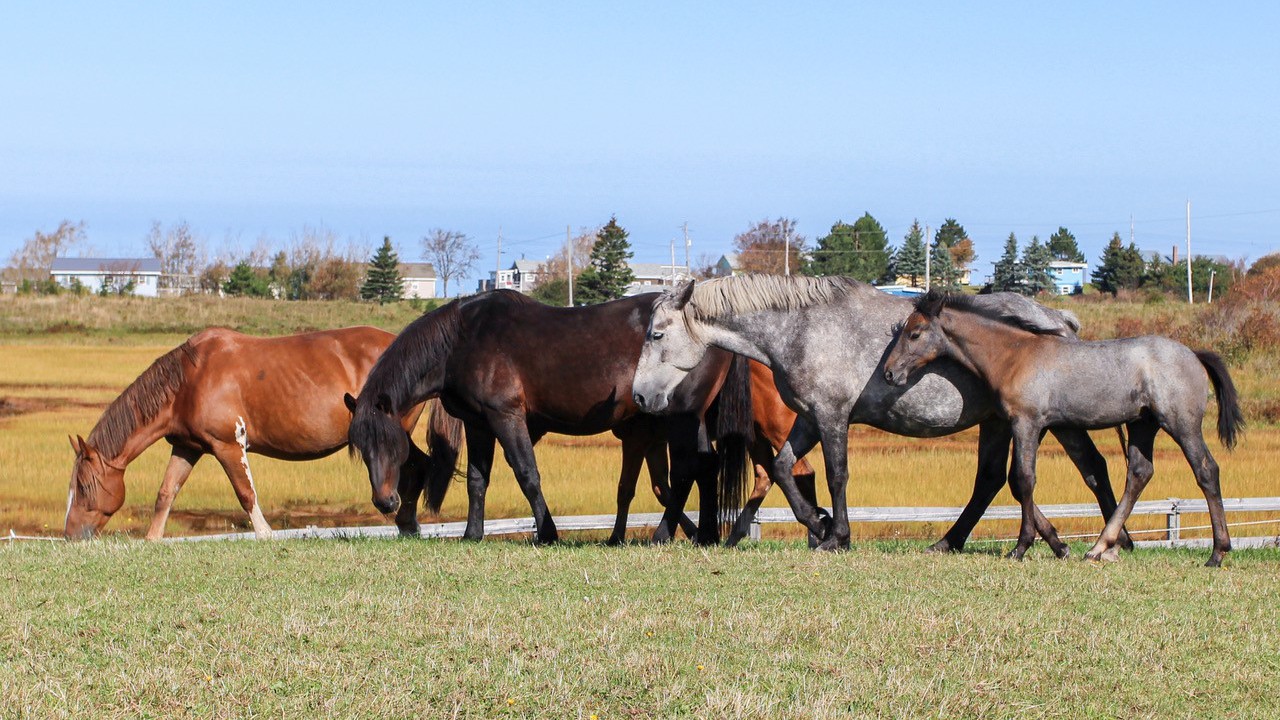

left=145, top=445, right=201, bottom=541
left=1086, top=421, right=1158, bottom=563
left=608, top=430, right=649, bottom=545
left=211, top=422, right=273, bottom=539
left=1174, top=429, right=1232, bottom=567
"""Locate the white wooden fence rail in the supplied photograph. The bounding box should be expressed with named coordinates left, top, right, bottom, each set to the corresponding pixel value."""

left=153, top=497, right=1280, bottom=549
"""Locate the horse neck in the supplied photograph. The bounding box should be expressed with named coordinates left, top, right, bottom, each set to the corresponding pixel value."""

left=92, top=404, right=175, bottom=468
left=696, top=313, right=774, bottom=367
left=938, top=311, right=1037, bottom=391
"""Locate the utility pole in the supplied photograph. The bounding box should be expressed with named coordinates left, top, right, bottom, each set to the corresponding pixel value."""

left=1186, top=200, right=1193, bottom=304
left=669, top=236, right=677, bottom=286
left=682, top=222, right=691, bottom=278
left=566, top=225, right=574, bottom=307
left=924, top=224, right=932, bottom=291
left=496, top=227, right=503, bottom=291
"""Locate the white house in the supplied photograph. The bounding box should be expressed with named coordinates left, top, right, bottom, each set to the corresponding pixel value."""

left=624, top=262, right=693, bottom=295
left=478, top=259, right=541, bottom=293
left=50, top=257, right=162, bottom=297
left=1047, top=261, right=1088, bottom=295
left=399, top=262, right=437, bottom=299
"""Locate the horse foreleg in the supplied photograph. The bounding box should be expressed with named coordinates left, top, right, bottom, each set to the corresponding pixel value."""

left=394, top=438, right=429, bottom=538
left=933, top=420, right=1011, bottom=553
left=462, top=423, right=496, bottom=541
left=609, top=431, right=649, bottom=545
left=211, top=429, right=272, bottom=539
left=815, top=418, right=852, bottom=551
left=1008, top=422, right=1067, bottom=560
left=767, top=416, right=830, bottom=546
left=491, top=415, right=558, bottom=544
left=145, top=445, right=201, bottom=541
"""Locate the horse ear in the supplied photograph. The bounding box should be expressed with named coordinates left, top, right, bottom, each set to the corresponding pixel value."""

left=375, top=393, right=394, bottom=415
left=69, top=435, right=80, bottom=453
left=343, top=393, right=358, bottom=413
left=75, top=435, right=90, bottom=454
left=674, top=280, right=695, bottom=310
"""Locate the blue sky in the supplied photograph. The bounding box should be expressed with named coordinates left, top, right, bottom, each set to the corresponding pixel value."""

left=3, top=2, right=1277, bottom=291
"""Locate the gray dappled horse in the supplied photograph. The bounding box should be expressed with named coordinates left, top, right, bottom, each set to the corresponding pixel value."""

left=884, top=290, right=1244, bottom=567
left=632, top=274, right=1125, bottom=552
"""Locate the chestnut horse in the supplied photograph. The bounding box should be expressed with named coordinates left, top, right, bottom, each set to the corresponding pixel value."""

left=884, top=290, right=1244, bottom=566
left=64, top=326, right=454, bottom=540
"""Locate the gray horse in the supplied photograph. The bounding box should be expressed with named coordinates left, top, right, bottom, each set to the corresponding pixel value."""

left=631, top=274, right=1123, bottom=552
left=884, top=290, right=1244, bottom=566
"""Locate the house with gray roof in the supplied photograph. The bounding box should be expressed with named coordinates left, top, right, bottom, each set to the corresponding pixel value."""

left=50, top=257, right=162, bottom=297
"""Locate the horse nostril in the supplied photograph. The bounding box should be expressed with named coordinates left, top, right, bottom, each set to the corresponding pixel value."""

left=633, top=393, right=646, bottom=410
left=884, top=369, right=894, bottom=383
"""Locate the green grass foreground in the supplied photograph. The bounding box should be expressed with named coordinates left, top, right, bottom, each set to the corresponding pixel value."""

left=4, top=540, right=1279, bottom=719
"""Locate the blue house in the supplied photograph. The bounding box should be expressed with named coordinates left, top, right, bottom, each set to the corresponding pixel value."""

left=1047, top=261, right=1088, bottom=295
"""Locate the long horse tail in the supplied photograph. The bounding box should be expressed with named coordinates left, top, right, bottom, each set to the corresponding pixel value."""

left=423, top=398, right=464, bottom=513
left=714, top=353, right=754, bottom=532
left=1195, top=350, right=1246, bottom=450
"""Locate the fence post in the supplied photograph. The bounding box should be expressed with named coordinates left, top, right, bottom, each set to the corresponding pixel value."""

left=749, top=518, right=761, bottom=542
left=1167, top=503, right=1181, bottom=543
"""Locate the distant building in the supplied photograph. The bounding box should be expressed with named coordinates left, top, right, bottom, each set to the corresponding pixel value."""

left=625, top=262, right=693, bottom=295
left=399, top=262, right=437, bottom=299
left=1047, top=261, right=1088, bottom=295
left=478, top=258, right=541, bottom=293
left=713, top=254, right=742, bottom=277
left=50, top=257, right=162, bottom=297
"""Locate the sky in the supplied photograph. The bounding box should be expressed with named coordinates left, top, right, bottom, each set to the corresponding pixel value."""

left=2, top=2, right=1278, bottom=291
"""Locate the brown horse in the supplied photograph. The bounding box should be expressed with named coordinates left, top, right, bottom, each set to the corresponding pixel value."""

left=64, top=326, right=452, bottom=540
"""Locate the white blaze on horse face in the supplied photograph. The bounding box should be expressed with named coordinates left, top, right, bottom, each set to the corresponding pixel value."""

left=65, top=484, right=76, bottom=528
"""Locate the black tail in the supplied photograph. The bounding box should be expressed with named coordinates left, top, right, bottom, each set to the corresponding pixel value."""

left=1196, top=350, right=1245, bottom=450
left=424, top=398, right=464, bottom=513
left=714, top=353, right=754, bottom=531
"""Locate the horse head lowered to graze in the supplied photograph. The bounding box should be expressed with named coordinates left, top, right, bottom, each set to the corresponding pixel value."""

left=633, top=275, right=1129, bottom=554
left=885, top=289, right=1244, bottom=566
left=65, top=326, right=448, bottom=541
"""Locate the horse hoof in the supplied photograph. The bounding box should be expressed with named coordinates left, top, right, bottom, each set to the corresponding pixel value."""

left=1054, top=546, right=1071, bottom=560
left=1204, top=555, right=1224, bottom=568
left=926, top=539, right=960, bottom=554
left=605, top=534, right=624, bottom=547
left=1005, top=548, right=1026, bottom=561
left=723, top=533, right=744, bottom=549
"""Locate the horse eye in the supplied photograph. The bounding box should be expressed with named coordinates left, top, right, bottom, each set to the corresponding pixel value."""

left=651, top=331, right=664, bottom=340
left=909, top=331, right=922, bottom=340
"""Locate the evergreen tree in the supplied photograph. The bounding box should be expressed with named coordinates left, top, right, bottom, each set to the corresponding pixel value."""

left=223, top=260, right=270, bottom=297
left=933, top=217, right=976, bottom=273
left=574, top=216, right=635, bottom=305
left=805, top=212, right=891, bottom=282
left=1047, top=226, right=1085, bottom=262
left=1091, top=232, right=1146, bottom=294
left=929, top=242, right=960, bottom=290
left=991, top=232, right=1023, bottom=292
left=360, top=236, right=403, bottom=304
left=1021, top=235, right=1054, bottom=295
left=894, top=220, right=927, bottom=287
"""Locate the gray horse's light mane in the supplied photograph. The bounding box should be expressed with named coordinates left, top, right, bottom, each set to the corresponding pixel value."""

left=678, top=274, right=862, bottom=322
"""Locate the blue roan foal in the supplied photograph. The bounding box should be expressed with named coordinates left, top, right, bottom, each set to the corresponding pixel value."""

left=884, top=291, right=1245, bottom=567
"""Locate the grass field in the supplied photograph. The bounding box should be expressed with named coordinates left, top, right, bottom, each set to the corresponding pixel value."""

left=4, top=294, right=1280, bottom=718
left=5, top=539, right=1280, bottom=718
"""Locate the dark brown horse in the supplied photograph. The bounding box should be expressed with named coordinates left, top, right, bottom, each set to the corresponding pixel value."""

left=65, top=326, right=452, bottom=540
left=346, top=290, right=749, bottom=545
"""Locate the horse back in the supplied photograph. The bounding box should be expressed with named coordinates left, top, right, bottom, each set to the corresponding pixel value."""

left=172, top=326, right=402, bottom=457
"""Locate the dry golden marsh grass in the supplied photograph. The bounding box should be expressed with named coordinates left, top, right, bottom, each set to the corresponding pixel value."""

left=3, top=291, right=1279, bottom=544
